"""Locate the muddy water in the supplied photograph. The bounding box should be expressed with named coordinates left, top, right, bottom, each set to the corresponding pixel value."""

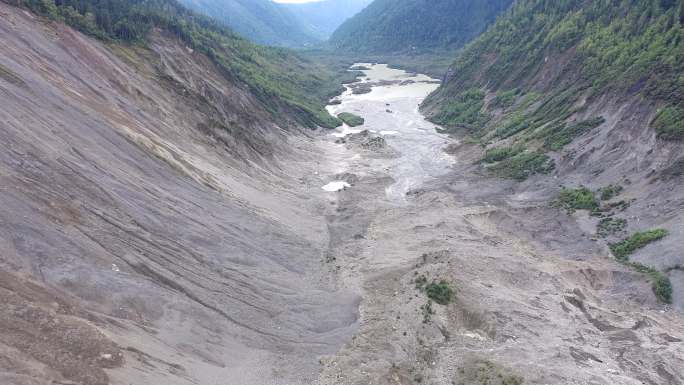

left=326, top=64, right=455, bottom=201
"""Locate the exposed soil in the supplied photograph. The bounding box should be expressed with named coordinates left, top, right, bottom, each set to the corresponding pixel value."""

left=0, top=5, right=683, bottom=385
left=315, top=65, right=684, bottom=385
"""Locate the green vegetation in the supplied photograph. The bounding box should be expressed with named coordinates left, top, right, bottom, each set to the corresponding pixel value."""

left=555, top=187, right=599, bottom=213
left=431, top=88, right=489, bottom=132
left=425, top=0, right=684, bottom=151
left=543, top=117, right=605, bottom=151
left=176, top=0, right=319, bottom=47
left=651, top=106, right=684, bottom=140
left=424, top=280, right=454, bottom=305
left=487, top=151, right=555, bottom=181
left=415, top=275, right=455, bottom=305
left=337, top=112, right=365, bottom=127
left=278, top=0, right=373, bottom=40
left=607, top=228, right=673, bottom=303
left=599, top=184, right=624, bottom=201
left=596, top=218, right=627, bottom=237
left=456, top=359, right=524, bottom=385
left=480, top=146, right=524, bottom=164
left=14, top=0, right=343, bottom=129
left=491, top=89, right=520, bottom=109
left=329, top=0, right=512, bottom=54
left=628, top=262, right=673, bottom=304
left=609, top=229, right=669, bottom=261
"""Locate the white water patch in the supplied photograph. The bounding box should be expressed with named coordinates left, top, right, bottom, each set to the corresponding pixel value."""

left=331, top=125, right=364, bottom=138
left=322, top=181, right=350, bottom=192
left=324, top=63, right=453, bottom=203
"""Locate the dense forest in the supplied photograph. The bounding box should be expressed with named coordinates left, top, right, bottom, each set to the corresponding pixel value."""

left=329, top=0, right=513, bottom=53
left=279, top=0, right=372, bottom=40
left=177, top=0, right=319, bottom=47
left=6, top=0, right=345, bottom=128
left=424, top=0, right=684, bottom=140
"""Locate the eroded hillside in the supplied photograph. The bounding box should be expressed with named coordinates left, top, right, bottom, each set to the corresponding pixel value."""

left=422, top=0, right=684, bottom=309
left=0, top=3, right=359, bottom=384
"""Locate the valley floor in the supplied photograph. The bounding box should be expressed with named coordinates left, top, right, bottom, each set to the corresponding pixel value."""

left=1, top=5, right=683, bottom=383
left=312, top=65, right=684, bottom=385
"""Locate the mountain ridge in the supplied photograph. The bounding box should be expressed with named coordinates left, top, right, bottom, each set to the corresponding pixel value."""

left=329, top=0, right=513, bottom=53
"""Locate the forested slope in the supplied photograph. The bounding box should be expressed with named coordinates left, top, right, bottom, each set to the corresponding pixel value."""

left=329, top=0, right=512, bottom=53
left=422, top=0, right=684, bottom=307
left=178, top=0, right=319, bottom=47
left=279, top=0, right=372, bottom=40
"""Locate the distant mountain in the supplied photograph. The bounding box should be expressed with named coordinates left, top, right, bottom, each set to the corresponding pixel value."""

left=329, top=0, right=512, bottom=53
left=278, top=0, right=373, bottom=40
left=178, top=0, right=319, bottom=47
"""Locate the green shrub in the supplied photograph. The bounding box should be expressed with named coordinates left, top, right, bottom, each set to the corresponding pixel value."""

left=337, top=112, right=365, bottom=127
left=480, top=146, right=524, bottom=163
left=628, top=262, right=673, bottom=304
left=599, top=184, right=624, bottom=200
left=544, top=117, right=605, bottom=151
left=555, top=187, right=599, bottom=212
left=596, top=218, right=627, bottom=237
left=430, top=88, right=490, bottom=131
left=609, top=229, right=669, bottom=261
left=491, top=89, right=519, bottom=109
left=456, top=359, right=524, bottom=385
left=425, top=280, right=454, bottom=305
left=488, top=151, right=555, bottom=181
left=493, top=113, right=532, bottom=139
left=652, top=106, right=684, bottom=140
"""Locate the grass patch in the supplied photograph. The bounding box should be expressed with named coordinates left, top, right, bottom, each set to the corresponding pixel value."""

left=543, top=117, right=605, bottom=151
left=609, top=229, right=669, bottom=261
left=555, top=187, right=598, bottom=213
left=491, top=88, right=520, bottom=109
left=493, top=113, right=532, bottom=139
left=596, top=218, right=627, bottom=237
left=652, top=106, right=684, bottom=140
left=488, top=151, right=555, bottom=181
left=429, top=88, right=489, bottom=132
left=599, top=184, right=623, bottom=201
left=627, top=262, right=673, bottom=304
left=456, top=359, right=524, bottom=385
left=337, top=112, right=365, bottom=127
left=479, top=146, right=524, bottom=164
